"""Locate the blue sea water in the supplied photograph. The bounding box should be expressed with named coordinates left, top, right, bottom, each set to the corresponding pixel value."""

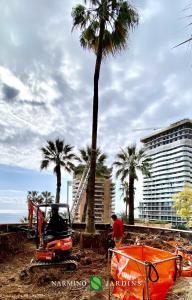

left=0, top=212, right=27, bottom=224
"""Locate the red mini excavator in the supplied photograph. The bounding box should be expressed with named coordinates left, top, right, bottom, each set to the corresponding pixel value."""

left=24, top=198, right=78, bottom=273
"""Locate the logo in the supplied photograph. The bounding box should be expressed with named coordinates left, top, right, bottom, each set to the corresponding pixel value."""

left=90, top=276, right=102, bottom=292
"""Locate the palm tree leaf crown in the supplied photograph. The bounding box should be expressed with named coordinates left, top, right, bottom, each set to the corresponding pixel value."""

left=40, top=139, right=76, bottom=173
left=72, top=0, right=139, bottom=56
left=74, top=145, right=111, bottom=178
left=41, top=191, right=54, bottom=203
left=114, top=144, right=151, bottom=181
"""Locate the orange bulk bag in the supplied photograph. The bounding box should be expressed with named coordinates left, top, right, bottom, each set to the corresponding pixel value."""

left=111, top=245, right=179, bottom=300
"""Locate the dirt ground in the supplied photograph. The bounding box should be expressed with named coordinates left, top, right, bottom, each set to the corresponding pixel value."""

left=0, top=240, right=112, bottom=300
left=0, top=232, right=191, bottom=300
left=167, top=277, right=192, bottom=300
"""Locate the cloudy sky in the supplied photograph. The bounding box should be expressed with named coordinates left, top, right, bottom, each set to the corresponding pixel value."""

left=0, top=0, right=192, bottom=219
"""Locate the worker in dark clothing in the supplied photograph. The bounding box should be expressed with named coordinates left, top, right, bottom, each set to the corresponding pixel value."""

left=46, top=207, right=67, bottom=234
left=111, top=214, right=124, bottom=247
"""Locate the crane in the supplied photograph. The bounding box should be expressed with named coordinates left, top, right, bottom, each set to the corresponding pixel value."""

left=132, top=127, right=162, bottom=132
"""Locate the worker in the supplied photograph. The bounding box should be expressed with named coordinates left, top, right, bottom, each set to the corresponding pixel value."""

left=111, top=214, right=124, bottom=248
left=106, top=227, right=115, bottom=259
left=46, top=207, right=67, bottom=234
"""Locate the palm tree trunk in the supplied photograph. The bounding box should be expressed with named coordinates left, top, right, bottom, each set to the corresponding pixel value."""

left=82, top=186, right=88, bottom=222
left=82, top=199, right=88, bottom=222
left=56, top=166, right=61, bottom=204
left=125, top=202, right=128, bottom=220
left=86, top=17, right=106, bottom=233
left=128, top=175, right=135, bottom=225
left=126, top=190, right=129, bottom=220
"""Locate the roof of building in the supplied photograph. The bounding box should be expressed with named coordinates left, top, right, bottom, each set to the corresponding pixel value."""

left=141, top=118, right=192, bottom=143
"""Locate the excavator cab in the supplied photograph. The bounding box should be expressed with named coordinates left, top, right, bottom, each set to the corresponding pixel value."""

left=36, top=203, right=71, bottom=245
left=43, top=206, right=70, bottom=243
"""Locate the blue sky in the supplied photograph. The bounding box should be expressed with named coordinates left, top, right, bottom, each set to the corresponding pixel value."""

left=0, top=164, right=72, bottom=215
left=0, top=0, right=192, bottom=220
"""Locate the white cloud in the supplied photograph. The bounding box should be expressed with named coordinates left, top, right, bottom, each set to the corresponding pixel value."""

left=140, top=0, right=162, bottom=24
left=60, top=54, right=82, bottom=90
left=0, top=66, right=32, bottom=100
left=0, top=0, right=192, bottom=216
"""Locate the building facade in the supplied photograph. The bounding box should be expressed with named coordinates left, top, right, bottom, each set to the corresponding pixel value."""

left=72, top=177, right=115, bottom=223
left=139, top=119, right=192, bottom=226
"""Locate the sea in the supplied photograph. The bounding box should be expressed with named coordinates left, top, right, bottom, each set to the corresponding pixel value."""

left=0, top=210, right=27, bottom=224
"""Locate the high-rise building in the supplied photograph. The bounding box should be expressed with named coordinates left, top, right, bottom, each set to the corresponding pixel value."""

left=139, top=119, right=192, bottom=226
left=72, top=177, right=115, bottom=223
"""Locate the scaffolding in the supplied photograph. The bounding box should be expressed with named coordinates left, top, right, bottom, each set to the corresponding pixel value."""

left=70, top=162, right=90, bottom=223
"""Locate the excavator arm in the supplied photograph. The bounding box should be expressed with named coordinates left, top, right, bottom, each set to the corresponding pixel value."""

left=28, top=198, right=45, bottom=244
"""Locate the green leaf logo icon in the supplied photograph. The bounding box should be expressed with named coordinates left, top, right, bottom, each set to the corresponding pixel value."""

left=90, top=276, right=102, bottom=291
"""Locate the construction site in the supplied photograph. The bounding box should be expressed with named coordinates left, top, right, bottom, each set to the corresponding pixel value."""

left=1, top=1, right=192, bottom=299
left=0, top=156, right=192, bottom=300
left=0, top=217, right=192, bottom=300
left=0, top=133, right=192, bottom=300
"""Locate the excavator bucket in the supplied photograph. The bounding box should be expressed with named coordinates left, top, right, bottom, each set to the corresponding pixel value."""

left=111, top=245, right=181, bottom=300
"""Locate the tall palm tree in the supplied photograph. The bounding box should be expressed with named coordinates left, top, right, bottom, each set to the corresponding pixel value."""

left=40, top=139, right=76, bottom=203
left=72, top=0, right=139, bottom=233
left=114, top=145, right=151, bottom=225
left=74, top=146, right=111, bottom=222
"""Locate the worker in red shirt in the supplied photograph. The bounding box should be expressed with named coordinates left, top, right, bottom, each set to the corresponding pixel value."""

left=111, top=214, right=124, bottom=247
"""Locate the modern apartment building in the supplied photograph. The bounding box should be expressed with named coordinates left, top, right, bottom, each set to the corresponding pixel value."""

left=72, top=177, right=115, bottom=223
left=139, top=119, right=192, bottom=226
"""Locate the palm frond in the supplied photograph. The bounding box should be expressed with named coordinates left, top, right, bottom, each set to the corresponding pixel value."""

left=72, top=0, right=139, bottom=56
left=55, top=139, right=64, bottom=153
left=115, top=168, right=123, bottom=179
left=79, top=147, right=89, bottom=162
left=40, top=160, right=49, bottom=170
left=98, top=152, right=107, bottom=164
left=72, top=4, right=88, bottom=30
left=113, top=161, right=123, bottom=167
left=74, top=164, right=85, bottom=176
left=63, top=153, right=76, bottom=161
left=64, top=144, right=74, bottom=154
left=47, top=140, right=56, bottom=152
left=66, top=161, right=75, bottom=171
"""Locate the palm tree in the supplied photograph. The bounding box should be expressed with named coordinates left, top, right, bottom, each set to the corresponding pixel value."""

left=74, top=146, right=111, bottom=221
left=41, top=191, right=54, bottom=216
left=27, top=191, right=54, bottom=204
left=40, top=139, right=76, bottom=203
left=41, top=191, right=54, bottom=204
left=72, top=0, right=139, bottom=233
left=114, top=145, right=151, bottom=225
left=27, top=191, right=43, bottom=204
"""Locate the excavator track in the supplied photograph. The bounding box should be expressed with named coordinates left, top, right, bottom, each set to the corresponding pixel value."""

left=20, top=259, right=78, bottom=279
left=28, top=259, right=78, bottom=272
